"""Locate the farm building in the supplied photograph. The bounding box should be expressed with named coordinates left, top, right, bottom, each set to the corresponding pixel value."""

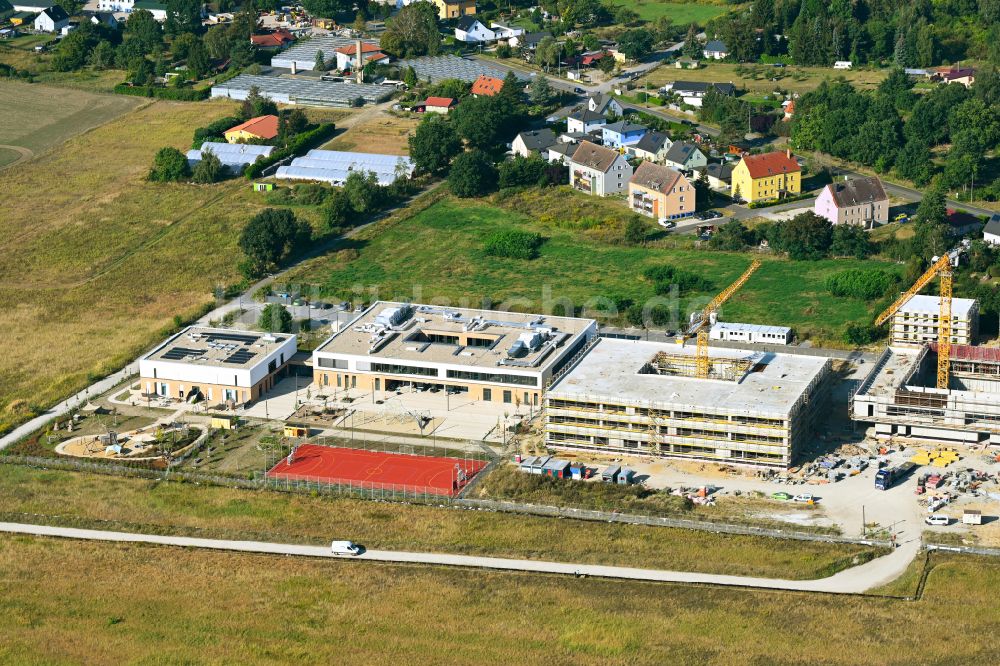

left=275, top=150, right=415, bottom=186
left=271, top=36, right=378, bottom=71
left=311, top=302, right=598, bottom=408
left=139, top=327, right=297, bottom=407
left=544, top=338, right=831, bottom=469
left=395, top=55, right=517, bottom=84
left=224, top=115, right=279, bottom=143
left=211, top=74, right=393, bottom=107
left=185, top=142, right=275, bottom=172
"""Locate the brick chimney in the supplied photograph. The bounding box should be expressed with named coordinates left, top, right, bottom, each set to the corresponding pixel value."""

left=355, top=38, right=363, bottom=84
left=786, top=148, right=791, bottom=159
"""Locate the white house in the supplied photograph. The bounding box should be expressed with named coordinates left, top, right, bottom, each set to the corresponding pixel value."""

left=511, top=129, right=557, bottom=158
left=587, top=92, right=624, bottom=117
left=455, top=16, right=495, bottom=43
left=833, top=61, right=853, bottom=70
left=34, top=5, right=69, bottom=32
left=663, top=141, right=707, bottom=172
left=567, top=140, right=633, bottom=197
left=333, top=42, right=389, bottom=71
left=983, top=214, right=1000, bottom=246
left=629, top=131, right=672, bottom=163
left=661, top=81, right=736, bottom=108
left=490, top=21, right=523, bottom=41
left=703, top=40, right=728, bottom=60
left=566, top=108, right=606, bottom=134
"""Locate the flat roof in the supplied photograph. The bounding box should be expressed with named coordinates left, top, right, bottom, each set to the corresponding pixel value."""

left=897, top=294, right=976, bottom=317
left=315, top=302, right=594, bottom=371
left=712, top=321, right=791, bottom=335
left=548, top=338, right=828, bottom=417
left=144, top=327, right=293, bottom=370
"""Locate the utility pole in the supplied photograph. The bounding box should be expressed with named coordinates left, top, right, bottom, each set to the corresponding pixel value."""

left=862, top=505, right=866, bottom=538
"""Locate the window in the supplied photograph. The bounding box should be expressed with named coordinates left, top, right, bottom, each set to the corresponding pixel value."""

left=374, top=378, right=380, bottom=391
left=503, top=390, right=512, bottom=404
left=351, top=376, right=356, bottom=388
left=317, top=357, right=349, bottom=369
left=371, top=363, right=438, bottom=377
left=323, top=374, right=329, bottom=386
left=483, top=388, right=492, bottom=401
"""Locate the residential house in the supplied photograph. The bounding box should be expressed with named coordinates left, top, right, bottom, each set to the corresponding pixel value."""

left=470, top=74, right=504, bottom=96
left=33, top=4, right=67, bottom=32
left=578, top=51, right=608, bottom=68
left=628, top=161, right=694, bottom=222
left=431, top=0, right=475, bottom=19
left=88, top=11, right=120, bottom=27
left=630, top=131, right=672, bottom=163
left=419, top=96, right=458, bottom=113
left=601, top=120, right=646, bottom=149
left=946, top=209, right=983, bottom=236
left=512, top=129, right=556, bottom=158
left=225, top=115, right=279, bottom=143
left=703, top=39, right=728, bottom=60
left=814, top=176, right=888, bottom=229
left=251, top=29, right=295, bottom=49
left=511, top=31, right=546, bottom=49
left=59, top=20, right=77, bottom=34
left=942, top=67, right=975, bottom=88
left=11, top=1, right=51, bottom=9
left=587, top=92, right=624, bottom=117
left=674, top=57, right=699, bottom=69
left=730, top=150, right=801, bottom=203
left=662, top=141, right=707, bottom=172
left=547, top=142, right=576, bottom=164
left=661, top=81, right=735, bottom=108
left=132, top=0, right=168, bottom=21
left=455, top=16, right=494, bottom=43
left=566, top=108, right=607, bottom=134
left=567, top=140, right=633, bottom=197
left=334, top=42, right=389, bottom=71
left=697, top=162, right=734, bottom=190
left=984, top=214, right=1000, bottom=246
left=489, top=22, right=523, bottom=41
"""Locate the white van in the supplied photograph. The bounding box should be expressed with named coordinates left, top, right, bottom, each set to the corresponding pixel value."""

left=925, top=515, right=950, bottom=526
left=330, top=540, right=362, bottom=556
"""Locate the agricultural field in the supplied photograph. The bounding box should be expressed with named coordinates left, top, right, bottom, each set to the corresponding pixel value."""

left=631, top=0, right=731, bottom=24
left=640, top=62, right=890, bottom=96
left=0, top=536, right=997, bottom=664
left=0, top=35, right=125, bottom=92
left=0, top=81, right=141, bottom=170
left=287, top=192, right=898, bottom=343
left=321, top=112, right=419, bottom=156
left=0, top=465, right=879, bottom=579
left=0, top=97, right=279, bottom=436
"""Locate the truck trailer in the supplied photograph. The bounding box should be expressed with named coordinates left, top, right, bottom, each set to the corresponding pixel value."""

left=875, top=461, right=917, bottom=491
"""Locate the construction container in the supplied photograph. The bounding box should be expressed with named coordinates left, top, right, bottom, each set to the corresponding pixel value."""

left=601, top=465, right=621, bottom=483
left=543, top=459, right=572, bottom=479
left=210, top=416, right=236, bottom=430
left=529, top=456, right=551, bottom=474
left=617, top=468, right=635, bottom=485
left=283, top=425, right=309, bottom=438
left=570, top=466, right=584, bottom=480
left=963, top=510, right=983, bottom=525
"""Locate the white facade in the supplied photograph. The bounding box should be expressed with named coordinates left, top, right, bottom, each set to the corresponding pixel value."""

left=567, top=153, right=633, bottom=197
left=490, top=22, right=523, bottom=40
left=709, top=322, right=792, bottom=345
left=891, top=295, right=979, bottom=347
left=34, top=8, right=68, bottom=32
left=455, top=19, right=495, bottom=43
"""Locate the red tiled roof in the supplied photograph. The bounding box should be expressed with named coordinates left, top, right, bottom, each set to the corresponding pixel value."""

left=424, top=97, right=456, bottom=108
left=471, top=75, right=504, bottom=96
left=580, top=51, right=608, bottom=65
left=334, top=42, right=383, bottom=55
left=740, top=150, right=800, bottom=179
left=226, top=115, right=280, bottom=140
left=250, top=29, right=294, bottom=47
left=943, top=68, right=975, bottom=80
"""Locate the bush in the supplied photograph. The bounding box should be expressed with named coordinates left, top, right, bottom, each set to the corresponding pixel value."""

left=483, top=229, right=543, bottom=260
left=844, top=323, right=881, bottom=345
left=643, top=265, right=712, bottom=295
left=113, top=83, right=210, bottom=101
left=148, top=147, right=190, bottom=182
left=826, top=269, right=898, bottom=300
left=191, top=149, right=225, bottom=183
left=449, top=150, right=498, bottom=198
left=258, top=303, right=293, bottom=333
left=498, top=155, right=549, bottom=189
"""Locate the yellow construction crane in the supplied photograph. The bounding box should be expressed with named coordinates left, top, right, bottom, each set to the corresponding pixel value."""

left=874, top=251, right=958, bottom=389
left=685, top=259, right=762, bottom=378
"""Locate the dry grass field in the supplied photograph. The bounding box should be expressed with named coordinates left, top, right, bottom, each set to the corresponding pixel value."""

left=0, top=36, right=126, bottom=92
left=0, top=536, right=997, bottom=664
left=639, top=62, right=889, bottom=96
left=0, top=81, right=141, bottom=169
left=321, top=112, right=419, bottom=155
left=0, top=97, right=262, bottom=435
left=0, top=465, right=879, bottom=579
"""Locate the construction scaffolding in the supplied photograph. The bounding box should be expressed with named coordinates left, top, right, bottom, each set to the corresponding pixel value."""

left=643, top=350, right=757, bottom=382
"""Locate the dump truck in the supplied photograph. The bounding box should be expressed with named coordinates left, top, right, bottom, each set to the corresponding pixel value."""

left=875, top=461, right=916, bottom=490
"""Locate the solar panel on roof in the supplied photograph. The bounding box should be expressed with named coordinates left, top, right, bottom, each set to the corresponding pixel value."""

left=162, top=347, right=205, bottom=361
left=224, top=350, right=256, bottom=364
left=205, top=332, right=259, bottom=344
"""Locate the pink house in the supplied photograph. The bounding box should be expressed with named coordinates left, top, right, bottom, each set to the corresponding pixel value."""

left=814, top=176, right=888, bottom=229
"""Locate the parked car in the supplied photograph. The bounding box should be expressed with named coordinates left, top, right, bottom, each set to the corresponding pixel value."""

left=573, top=87, right=585, bottom=94
left=702, top=210, right=724, bottom=220
left=771, top=492, right=792, bottom=501
left=793, top=493, right=816, bottom=503
left=925, top=514, right=950, bottom=526
left=893, top=213, right=909, bottom=223
left=658, top=220, right=676, bottom=229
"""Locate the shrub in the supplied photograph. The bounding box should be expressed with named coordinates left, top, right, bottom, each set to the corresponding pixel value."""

left=826, top=269, right=898, bottom=300
left=498, top=155, right=549, bottom=189
left=113, top=83, right=210, bottom=101
left=191, top=149, right=225, bottom=183
left=844, top=322, right=880, bottom=345
left=483, top=229, right=543, bottom=260
left=643, top=264, right=712, bottom=295
left=449, top=150, right=498, bottom=198
left=148, top=147, right=190, bottom=182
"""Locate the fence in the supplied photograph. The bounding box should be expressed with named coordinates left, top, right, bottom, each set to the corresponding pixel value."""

left=926, top=543, right=1000, bottom=557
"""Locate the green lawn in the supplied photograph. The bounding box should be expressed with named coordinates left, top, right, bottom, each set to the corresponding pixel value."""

left=289, top=193, right=897, bottom=344
left=629, top=0, right=731, bottom=24
left=0, top=147, right=21, bottom=168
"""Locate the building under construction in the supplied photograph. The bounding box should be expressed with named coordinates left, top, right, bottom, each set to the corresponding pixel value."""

left=544, top=338, right=831, bottom=468
left=852, top=343, right=1000, bottom=445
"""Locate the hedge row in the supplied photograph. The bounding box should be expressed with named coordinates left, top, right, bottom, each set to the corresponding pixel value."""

left=244, top=123, right=337, bottom=179
left=746, top=192, right=813, bottom=209
left=113, top=83, right=211, bottom=101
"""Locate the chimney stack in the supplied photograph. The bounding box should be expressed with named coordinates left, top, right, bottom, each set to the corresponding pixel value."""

left=355, top=38, right=363, bottom=84
left=290, top=60, right=297, bottom=75
left=786, top=148, right=791, bottom=159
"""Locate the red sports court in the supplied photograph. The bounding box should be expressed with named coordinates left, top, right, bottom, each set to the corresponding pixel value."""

left=266, top=443, right=488, bottom=496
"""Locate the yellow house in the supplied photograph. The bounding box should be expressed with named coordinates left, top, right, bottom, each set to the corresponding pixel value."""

left=224, top=115, right=279, bottom=144
left=432, top=0, right=476, bottom=19
left=730, top=150, right=802, bottom=203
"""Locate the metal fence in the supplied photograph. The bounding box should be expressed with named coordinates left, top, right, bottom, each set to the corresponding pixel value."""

left=926, top=543, right=1000, bottom=557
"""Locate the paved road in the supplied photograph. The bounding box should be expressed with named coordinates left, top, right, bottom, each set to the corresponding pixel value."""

left=0, top=521, right=916, bottom=594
